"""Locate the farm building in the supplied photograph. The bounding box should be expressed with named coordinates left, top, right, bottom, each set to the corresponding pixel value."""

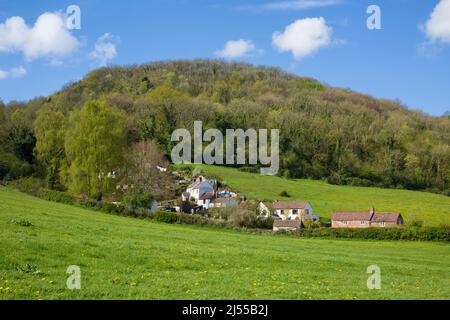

left=273, top=220, right=302, bottom=231
left=332, top=208, right=404, bottom=228
left=272, top=201, right=319, bottom=221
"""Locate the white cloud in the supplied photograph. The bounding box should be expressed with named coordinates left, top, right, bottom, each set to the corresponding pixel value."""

left=0, top=66, right=27, bottom=80
left=239, top=0, right=342, bottom=11
left=424, top=0, right=450, bottom=43
left=89, top=33, right=119, bottom=66
left=263, top=0, right=342, bottom=10
left=272, top=17, right=332, bottom=59
left=215, top=39, right=262, bottom=58
left=0, top=12, right=80, bottom=61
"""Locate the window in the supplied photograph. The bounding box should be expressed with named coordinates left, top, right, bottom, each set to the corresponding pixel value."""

left=343, top=221, right=348, bottom=225
left=381, top=222, right=385, bottom=227
left=361, top=221, right=365, bottom=225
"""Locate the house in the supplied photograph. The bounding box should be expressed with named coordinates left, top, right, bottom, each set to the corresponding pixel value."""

left=186, top=176, right=214, bottom=201
left=272, top=201, right=319, bottom=221
left=273, top=220, right=302, bottom=231
left=332, top=208, right=404, bottom=228
left=198, top=191, right=215, bottom=209
left=370, top=213, right=404, bottom=227
left=210, top=197, right=238, bottom=208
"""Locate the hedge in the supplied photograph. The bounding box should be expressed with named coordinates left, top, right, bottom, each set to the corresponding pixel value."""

left=288, top=226, right=450, bottom=242
left=37, top=188, right=75, bottom=205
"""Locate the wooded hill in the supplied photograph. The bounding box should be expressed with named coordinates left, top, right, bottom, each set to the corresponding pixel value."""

left=1, top=60, right=449, bottom=195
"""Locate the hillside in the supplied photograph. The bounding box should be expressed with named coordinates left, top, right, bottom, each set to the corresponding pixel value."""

left=197, top=165, right=450, bottom=226
left=1, top=60, right=449, bottom=195
left=0, top=187, right=449, bottom=300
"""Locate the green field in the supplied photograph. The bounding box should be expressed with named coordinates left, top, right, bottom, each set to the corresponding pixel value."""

left=0, top=187, right=449, bottom=299
left=197, top=165, right=450, bottom=226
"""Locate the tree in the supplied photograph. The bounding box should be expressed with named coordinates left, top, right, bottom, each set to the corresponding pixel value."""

left=4, top=107, right=36, bottom=164
left=34, top=107, right=66, bottom=188
left=124, top=140, right=169, bottom=199
left=122, top=187, right=154, bottom=210
left=65, top=100, right=127, bottom=197
left=431, top=145, right=450, bottom=192
left=0, top=102, right=6, bottom=142
left=138, top=84, right=189, bottom=149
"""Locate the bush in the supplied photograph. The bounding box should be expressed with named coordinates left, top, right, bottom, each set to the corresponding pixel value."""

left=153, top=211, right=179, bottom=223
left=407, top=219, right=424, bottom=228
left=122, top=187, right=154, bottom=210
left=178, top=213, right=208, bottom=225
left=11, top=218, right=33, bottom=227
left=326, top=172, right=343, bottom=185
left=10, top=177, right=43, bottom=196
left=279, top=190, right=291, bottom=197
left=304, top=220, right=321, bottom=229
left=38, top=188, right=75, bottom=205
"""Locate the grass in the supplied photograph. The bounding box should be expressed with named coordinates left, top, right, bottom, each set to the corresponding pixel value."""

left=0, top=187, right=449, bottom=299
left=195, top=165, right=450, bottom=226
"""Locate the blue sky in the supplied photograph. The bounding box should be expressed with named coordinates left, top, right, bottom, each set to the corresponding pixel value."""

left=0, top=0, right=449, bottom=115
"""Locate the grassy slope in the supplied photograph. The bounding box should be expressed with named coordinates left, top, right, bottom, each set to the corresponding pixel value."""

left=197, top=165, right=450, bottom=226
left=0, top=187, right=449, bottom=300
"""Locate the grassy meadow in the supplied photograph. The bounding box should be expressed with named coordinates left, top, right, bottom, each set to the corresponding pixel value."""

left=197, top=165, right=450, bottom=226
left=0, top=187, right=449, bottom=300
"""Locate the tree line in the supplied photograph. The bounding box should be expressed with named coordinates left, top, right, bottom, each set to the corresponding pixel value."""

left=0, top=60, right=449, bottom=198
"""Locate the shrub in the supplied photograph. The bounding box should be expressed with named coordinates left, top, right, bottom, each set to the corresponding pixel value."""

left=14, top=263, right=43, bottom=275
left=407, top=219, right=424, bottom=228
left=304, top=220, right=321, bottom=229
left=178, top=213, right=208, bottom=225
left=153, top=211, right=179, bottom=223
left=11, top=218, right=33, bottom=227
left=279, top=190, right=291, bottom=197
left=326, top=172, right=343, bottom=185
left=10, top=177, right=43, bottom=196
left=122, top=187, right=154, bottom=210
left=37, top=188, right=75, bottom=205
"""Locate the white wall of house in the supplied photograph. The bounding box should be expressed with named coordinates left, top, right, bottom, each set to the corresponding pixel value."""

left=186, top=181, right=214, bottom=201
left=274, top=203, right=319, bottom=221
left=197, top=198, right=211, bottom=209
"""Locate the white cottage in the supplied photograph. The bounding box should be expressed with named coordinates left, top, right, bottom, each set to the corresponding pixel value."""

left=186, top=176, right=214, bottom=201
left=272, top=201, right=319, bottom=221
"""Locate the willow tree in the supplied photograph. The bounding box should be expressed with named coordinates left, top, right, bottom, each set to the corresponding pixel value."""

left=34, top=107, right=66, bottom=188
left=65, top=100, right=127, bottom=198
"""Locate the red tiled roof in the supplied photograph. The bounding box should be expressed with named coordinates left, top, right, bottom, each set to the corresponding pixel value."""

left=199, top=191, right=215, bottom=200
left=371, top=213, right=402, bottom=223
left=332, top=211, right=374, bottom=221
left=273, top=220, right=302, bottom=228
left=273, top=201, right=308, bottom=210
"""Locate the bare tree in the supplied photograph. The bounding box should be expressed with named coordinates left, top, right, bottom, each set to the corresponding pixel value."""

left=125, top=140, right=170, bottom=199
